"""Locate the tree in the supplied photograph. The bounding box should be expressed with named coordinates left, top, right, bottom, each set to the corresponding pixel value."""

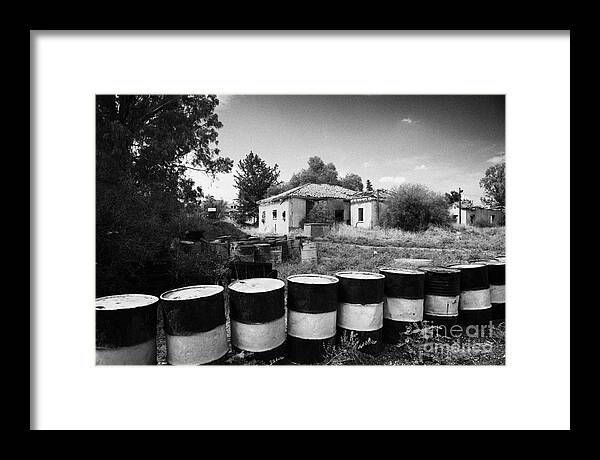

left=365, top=179, right=373, bottom=192
left=233, top=151, right=280, bottom=225
left=305, top=201, right=335, bottom=224
left=383, top=183, right=451, bottom=232
left=266, top=182, right=293, bottom=197
left=445, top=190, right=462, bottom=205
left=480, top=162, right=505, bottom=208
left=200, top=195, right=228, bottom=220
left=288, top=156, right=340, bottom=187
left=339, top=173, right=364, bottom=191
left=281, top=156, right=364, bottom=192
left=96, top=95, right=232, bottom=295
left=461, top=198, right=474, bottom=208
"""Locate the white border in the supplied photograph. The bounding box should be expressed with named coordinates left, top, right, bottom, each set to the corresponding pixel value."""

left=32, top=31, right=570, bottom=430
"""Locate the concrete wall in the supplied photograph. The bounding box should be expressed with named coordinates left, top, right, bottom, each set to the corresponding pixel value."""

left=288, top=198, right=307, bottom=229
left=450, top=206, right=505, bottom=226
left=350, top=199, right=386, bottom=229
left=258, top=200, right=291, bottom=235
left=259, top=197, right=352, bottom=234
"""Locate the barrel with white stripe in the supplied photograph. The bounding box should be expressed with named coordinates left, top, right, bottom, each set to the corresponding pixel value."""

left=422, top=267, right=461, bottom=336
left=228, top=278, right=286, bottom=361
left=335, top=271, right=385, bottom=354
left=449, top=263, right=492, bottom=326
left=95, top=294, right=158, bottom=365
left=286, top=274, right=338, bottom=364
left=379, top=268, right=425, bottom=344
left=160, top=285, right=228, bottom=365
left=488, top=259, right=505, bottom=321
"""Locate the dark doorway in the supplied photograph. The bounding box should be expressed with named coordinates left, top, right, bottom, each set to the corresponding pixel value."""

left=334, top=210, right=344, bottom=222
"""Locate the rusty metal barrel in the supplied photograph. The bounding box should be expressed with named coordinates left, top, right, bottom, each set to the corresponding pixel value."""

left=254, top=243, right=272, bottom=263
left=301, top=241, right=318, bottom=263
left=95, top=294, right=159, bottom=365
left=335, top=271, right=385, bottom=354
left=232, top=243, right=255, bottom=263
left=286, top=274, right=338, bottom=364
left=228, top=278, right=286, bottom=361
left=209, top=239, right=229, bottom=259
left=159, top=285, right=228, bottom=365
left=422, top=267, right=461, bottom=337
left=379, top=268, right=425, bottom=344
left=448, top=263, right=492, bottom=327
left=269, top=244, right=283, bottom=264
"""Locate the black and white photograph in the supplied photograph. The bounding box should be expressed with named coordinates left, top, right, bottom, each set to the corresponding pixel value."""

left=32, top=30, right=570, bottom=430
left=96, top=95, right=506, bottom=366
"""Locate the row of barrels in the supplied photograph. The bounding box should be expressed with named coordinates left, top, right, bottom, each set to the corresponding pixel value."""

left=211, top=236, right=301, bottom=264
left=212, top=236, right=318, bottom=264
left=96, top=256, right=505, bottom=365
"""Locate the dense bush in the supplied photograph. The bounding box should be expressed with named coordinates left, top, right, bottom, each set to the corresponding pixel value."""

left=96, top=211, right=243, bottom=297
left=305, top=201, right=335, bottom=223
left=382, top=184, right=452, bottom=232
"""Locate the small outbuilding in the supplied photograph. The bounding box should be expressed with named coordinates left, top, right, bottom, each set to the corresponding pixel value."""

left=350, top=190, right=389, bottom=229
left=451, top=204, right=505, bottom=226
left=256, top=183, right=357, bottom=235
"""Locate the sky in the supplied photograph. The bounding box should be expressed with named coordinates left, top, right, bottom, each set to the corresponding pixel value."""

left=188, top=95, right=505, bottom=204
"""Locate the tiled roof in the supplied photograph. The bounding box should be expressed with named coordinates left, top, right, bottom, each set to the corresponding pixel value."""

left=258, top=183, right=358, bottom=204
left=350, top=189, right=390, bottom=201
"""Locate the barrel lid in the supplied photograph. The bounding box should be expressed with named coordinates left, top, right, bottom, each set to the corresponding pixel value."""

left=421, top=266, right=461, bottom=274
left=95, top=294, right=158, bottom=310
left=160, top=285, right=224, bottom=301
left=379, top=267, right=425, bottom=275
left=229, top=278, right=285, bottom=293
left=472, top=259, right=504, bottom=265
left=448, top=263, right=486, bottom=270
left=287, top=274, right=339, bottom=284
left=335, top=271, right=385, bottom=280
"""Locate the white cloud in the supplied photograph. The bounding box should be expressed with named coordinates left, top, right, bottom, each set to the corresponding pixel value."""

left=400, top=117, right=414, bottom=124
left=415, top=164, right=427, bottom=170
left=487, top=153, right=506, bottom=164
left=379, top=176, right=406, bottom=185
left=363, top=161, right=371, bottom=168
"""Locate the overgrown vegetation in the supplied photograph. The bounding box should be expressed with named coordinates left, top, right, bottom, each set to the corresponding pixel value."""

left=383, top=183, right=452, bottom=231
left=305, top=201, right=335, bottom=223
left=96, top=95, right=233, bottom=296
left=324, top=224, right=505, bottom=252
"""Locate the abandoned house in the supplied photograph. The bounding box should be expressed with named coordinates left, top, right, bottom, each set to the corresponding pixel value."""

left=256, top=183, right=357, bottom=235
left=350, top=190, right=390, bottom=229
left=451, top=203, right=505, bottom=226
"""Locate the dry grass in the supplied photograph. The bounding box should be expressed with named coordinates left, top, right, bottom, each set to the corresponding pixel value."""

left=324, top=224, right=505, bottom=252
left=155, top=222, right=505, bottom=366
